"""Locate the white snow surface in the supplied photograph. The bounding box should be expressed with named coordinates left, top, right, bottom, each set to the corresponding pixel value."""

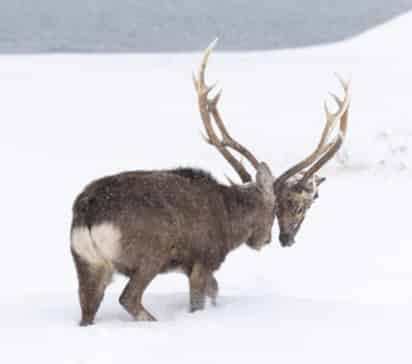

left=1, top=12, right=412, bottom=364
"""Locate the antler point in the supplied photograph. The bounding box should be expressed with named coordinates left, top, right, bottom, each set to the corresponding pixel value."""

left=328, top=92, right=343, bottom=107
left=208, top=38, right=219, bottom=51
left=192, top=72, right=199, bottom=91
left=334, top=72, right=350, bottom=91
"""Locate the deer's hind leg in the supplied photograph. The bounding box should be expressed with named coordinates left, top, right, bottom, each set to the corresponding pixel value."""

left=206, top=274, right=219, bottom=306
left=71, top=248, right=113, bottom=326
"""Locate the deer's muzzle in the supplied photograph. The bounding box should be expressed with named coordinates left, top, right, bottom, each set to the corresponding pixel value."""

left=279, top=233, right=295, bottom=247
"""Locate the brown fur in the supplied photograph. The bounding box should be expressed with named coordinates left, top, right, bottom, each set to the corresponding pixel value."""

left=71, top=165, right=275, bottom=325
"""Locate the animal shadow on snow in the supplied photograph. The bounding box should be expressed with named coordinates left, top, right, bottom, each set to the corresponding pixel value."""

left=22, top=292, right=299, bottom=327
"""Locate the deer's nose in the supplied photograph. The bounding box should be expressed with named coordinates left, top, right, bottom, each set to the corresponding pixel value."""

left=279, top=233, right=295, bottom=247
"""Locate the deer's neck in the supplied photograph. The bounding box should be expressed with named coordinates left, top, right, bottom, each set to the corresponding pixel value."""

left=222, top=184, right=261, bottom=251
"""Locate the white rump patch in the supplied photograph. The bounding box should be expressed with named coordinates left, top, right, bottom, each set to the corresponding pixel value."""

left=71, top=223, right=122, bottom=266
left=71, top=227, right=102, bottom=265
left=90, top=223, right=122, bottom=262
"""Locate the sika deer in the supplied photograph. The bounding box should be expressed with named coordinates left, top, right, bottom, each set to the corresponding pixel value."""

left=70, top=40, right=350, bottom=326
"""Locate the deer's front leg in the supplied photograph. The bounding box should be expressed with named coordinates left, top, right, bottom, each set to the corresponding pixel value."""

left=119, top=262, right=159, bottom=321
left=189, top=263, right=209, bottom=312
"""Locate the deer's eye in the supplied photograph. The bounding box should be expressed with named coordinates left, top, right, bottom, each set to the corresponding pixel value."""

left=296, top=206, right=305, bottom=215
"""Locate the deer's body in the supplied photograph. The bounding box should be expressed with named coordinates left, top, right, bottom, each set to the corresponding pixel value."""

left=71, top=167, right=274, bottom=324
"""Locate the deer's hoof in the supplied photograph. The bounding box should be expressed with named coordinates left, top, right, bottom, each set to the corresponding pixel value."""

left=135, top=310, right=157, bottom=322
left=79, top=319, right=94, bottom=327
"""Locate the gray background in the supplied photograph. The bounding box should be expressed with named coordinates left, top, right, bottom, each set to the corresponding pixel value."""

left=1, top=0, right=412, bottom=53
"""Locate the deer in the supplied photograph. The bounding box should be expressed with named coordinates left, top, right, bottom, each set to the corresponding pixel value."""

left=70, top=39, right=350, bottom=326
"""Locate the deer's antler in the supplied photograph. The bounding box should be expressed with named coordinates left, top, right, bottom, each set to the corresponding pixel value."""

left=193, top=39, right=260, bottom=183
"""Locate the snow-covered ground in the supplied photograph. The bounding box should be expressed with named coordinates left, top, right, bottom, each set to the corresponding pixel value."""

left=1, top=11, right=412, bottom=364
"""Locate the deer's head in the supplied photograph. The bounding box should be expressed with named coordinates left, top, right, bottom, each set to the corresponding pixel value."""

left=193, top=40, right=350, bottom=249
left=273, top=174, right=325, bottom=247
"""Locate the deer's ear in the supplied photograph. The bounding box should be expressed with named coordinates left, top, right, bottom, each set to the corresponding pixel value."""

left=256, top=162, right=274, bottom=194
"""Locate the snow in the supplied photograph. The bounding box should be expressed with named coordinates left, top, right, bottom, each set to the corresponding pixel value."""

left=1, top=11, right=412, bottom=364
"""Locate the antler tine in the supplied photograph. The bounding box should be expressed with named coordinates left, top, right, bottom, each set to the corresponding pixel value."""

left=328, top=92, right=343, bottom=107
left=336, top=72, right=350, bottom=92
left=274, top=74, right=350, bottom=191
left=193, top=39, right=253, bottom=183
left=199, top=38, right=218, bottom=87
